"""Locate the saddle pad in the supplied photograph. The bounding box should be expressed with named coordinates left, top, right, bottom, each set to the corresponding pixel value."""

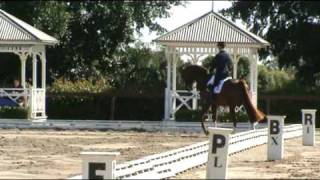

left=207, top=76, right=232, bottom=94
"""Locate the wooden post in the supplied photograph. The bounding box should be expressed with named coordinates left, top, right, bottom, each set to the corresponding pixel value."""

left=266, top=97, right=271, bottom=115
left=267, top=115, right=285, bottom=160
left=206, top=127, right=233, bottom=179
left=301, top=109, right=317, bottom=146
left=109, top=96, right=116, bottom=120
left=81, top=152, right=120, bottom=180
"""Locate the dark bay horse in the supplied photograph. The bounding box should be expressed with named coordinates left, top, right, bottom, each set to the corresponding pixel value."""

left=180, top=65, right=266, bottom=135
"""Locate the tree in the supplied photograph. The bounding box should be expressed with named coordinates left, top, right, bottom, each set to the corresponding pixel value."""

left=108, top=43, right=167, bottom=91
left=222, top=1, right=320, bottom=85
left=0, top=1, right=184, bottom=83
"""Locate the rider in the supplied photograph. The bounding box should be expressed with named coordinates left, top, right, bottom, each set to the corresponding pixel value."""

left=209, top=42, right=233, bottom=101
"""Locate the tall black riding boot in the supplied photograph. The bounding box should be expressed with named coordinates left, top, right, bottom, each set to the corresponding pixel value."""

left=211, top=93, right=218, bottom=103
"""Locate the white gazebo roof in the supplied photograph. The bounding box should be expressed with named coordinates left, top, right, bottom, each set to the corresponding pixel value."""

left=154, top=11, right=269, bottom=47
left=0, top=9, right=58, bottom=45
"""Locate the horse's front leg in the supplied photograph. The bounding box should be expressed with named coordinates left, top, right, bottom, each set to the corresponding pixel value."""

left=201, top=103, right=211, bottom=135
left=230, top=105, right=237, bottom=129
left=211, top=104, right=218, bottom=128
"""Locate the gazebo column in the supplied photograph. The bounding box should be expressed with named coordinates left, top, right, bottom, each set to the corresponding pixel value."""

left=253, top=50, right=259, bottom=106
left=191, top=54, right=199, bottom=110
left=40, top=50, right=46, bottom=89
left=32, top=52, right=38, bottom=88
left=19, top=54, right=27, bottom=88
left=232, top=48, right=239, bottom=79
left=172, top=52, right=178, bottom=119
left=248, top=49, right=258, bottom=107
left=164, top=48, right=172, bottom=120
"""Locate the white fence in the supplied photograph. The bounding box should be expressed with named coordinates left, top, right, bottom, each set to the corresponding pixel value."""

left=72, top=124, right=302, bottom=179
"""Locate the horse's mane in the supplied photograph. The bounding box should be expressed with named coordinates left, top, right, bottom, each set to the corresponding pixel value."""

left=183, top=65, right=209, bottom=77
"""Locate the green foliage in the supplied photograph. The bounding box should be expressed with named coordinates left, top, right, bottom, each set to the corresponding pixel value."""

left=237, top=57, right=250, bottom=79
left=202, top=55, right=215, bottom=73
left=0, top=106, right=28, bottom=119
left=0, top=1, right=184, bottom=82
left=258, top=65, right=294, bottom=93
left=258, top=98, right=320, bottom=128
left=175, top=109, right=202, bottom=122
left=222, top=1, right=320, bottom=85
left=108, top=44, right=166, bottom=90
left=48, top=78, right=110, bottom=93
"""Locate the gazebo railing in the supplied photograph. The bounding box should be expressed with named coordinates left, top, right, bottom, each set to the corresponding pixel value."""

left=171, top=90, right=200, bottom=114
left=0, top=88, right=30, bottom=106
left=0, top=88, right=46, bottom=120
left=30, top=88, right=46, bottom=119
left=170, top=89, right=246, bottom=118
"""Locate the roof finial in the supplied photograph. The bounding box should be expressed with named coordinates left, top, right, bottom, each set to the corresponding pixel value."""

left=211, top=1, right=215, bottom=12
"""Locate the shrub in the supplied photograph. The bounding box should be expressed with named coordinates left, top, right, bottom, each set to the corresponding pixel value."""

left=48, top=78, right=110, bottom=93
left=0, top=106, right=28, bottom=119
left=46, top=92, right=163, bottom=120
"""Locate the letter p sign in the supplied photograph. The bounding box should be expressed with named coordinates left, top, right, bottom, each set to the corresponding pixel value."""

left=212, top=134, right=226, bottom=154
left=206, top=128, right=233, bottom=179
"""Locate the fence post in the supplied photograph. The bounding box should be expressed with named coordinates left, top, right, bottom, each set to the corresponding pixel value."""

left=206, top=127, right=233, bottom=179
left=267, top=115, right=285, bottom=161
left=109, top=96, right=116, bottom=120
left=81, top=152, right=120, bottom=180
left=301, top=109, right=317, bottom=146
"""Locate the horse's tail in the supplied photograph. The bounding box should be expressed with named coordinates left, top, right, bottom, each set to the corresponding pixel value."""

left=239, top=80, right=266, bottom=123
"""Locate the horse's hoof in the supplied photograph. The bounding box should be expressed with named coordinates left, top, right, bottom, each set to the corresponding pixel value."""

left=204, top=130, right=209, bottom=136
left=250, top=122, right=258, bottom=130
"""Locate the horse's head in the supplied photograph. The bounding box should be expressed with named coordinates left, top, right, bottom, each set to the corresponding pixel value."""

left=180, top=64, right=210, bottom=91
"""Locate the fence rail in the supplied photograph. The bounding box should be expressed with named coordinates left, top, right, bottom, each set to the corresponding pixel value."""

left=98, top=124, right=302, bottom=179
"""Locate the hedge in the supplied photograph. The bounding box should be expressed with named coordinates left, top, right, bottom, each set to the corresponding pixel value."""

left=46, top=93, right=163, bottom=121
left=0, top=106, right=28, bottom=119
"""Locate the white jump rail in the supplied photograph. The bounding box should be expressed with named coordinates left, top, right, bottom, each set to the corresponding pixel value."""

left=72, top=124, right=302, bottom=179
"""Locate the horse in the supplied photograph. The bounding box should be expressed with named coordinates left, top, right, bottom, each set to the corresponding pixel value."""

left=180, top=64, right=266, bottom=135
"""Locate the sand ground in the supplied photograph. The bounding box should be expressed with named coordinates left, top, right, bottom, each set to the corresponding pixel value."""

left=175, top=133, right=320, bottom=179
left=0, top=129, right=206, bottom=179
left=0, top=129, right=319, bottom=179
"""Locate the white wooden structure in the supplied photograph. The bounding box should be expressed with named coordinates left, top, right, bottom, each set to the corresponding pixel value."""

left=0, top=9, right=58, bottom=120
left=71, top=123, right=302, bottom=179
left=153, top=11, right=270, bottom=120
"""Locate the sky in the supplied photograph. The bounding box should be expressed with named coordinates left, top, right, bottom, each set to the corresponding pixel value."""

left=137, top=1, right=245, bottom=44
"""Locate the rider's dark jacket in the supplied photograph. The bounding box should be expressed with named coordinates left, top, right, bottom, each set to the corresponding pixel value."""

left=212, top=49, right=232, bottom=87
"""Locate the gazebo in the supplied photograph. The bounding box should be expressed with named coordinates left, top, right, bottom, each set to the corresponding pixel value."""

left=154, top=11, right=270, bottom=120
left=0, top=9, right=58, bottom=120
